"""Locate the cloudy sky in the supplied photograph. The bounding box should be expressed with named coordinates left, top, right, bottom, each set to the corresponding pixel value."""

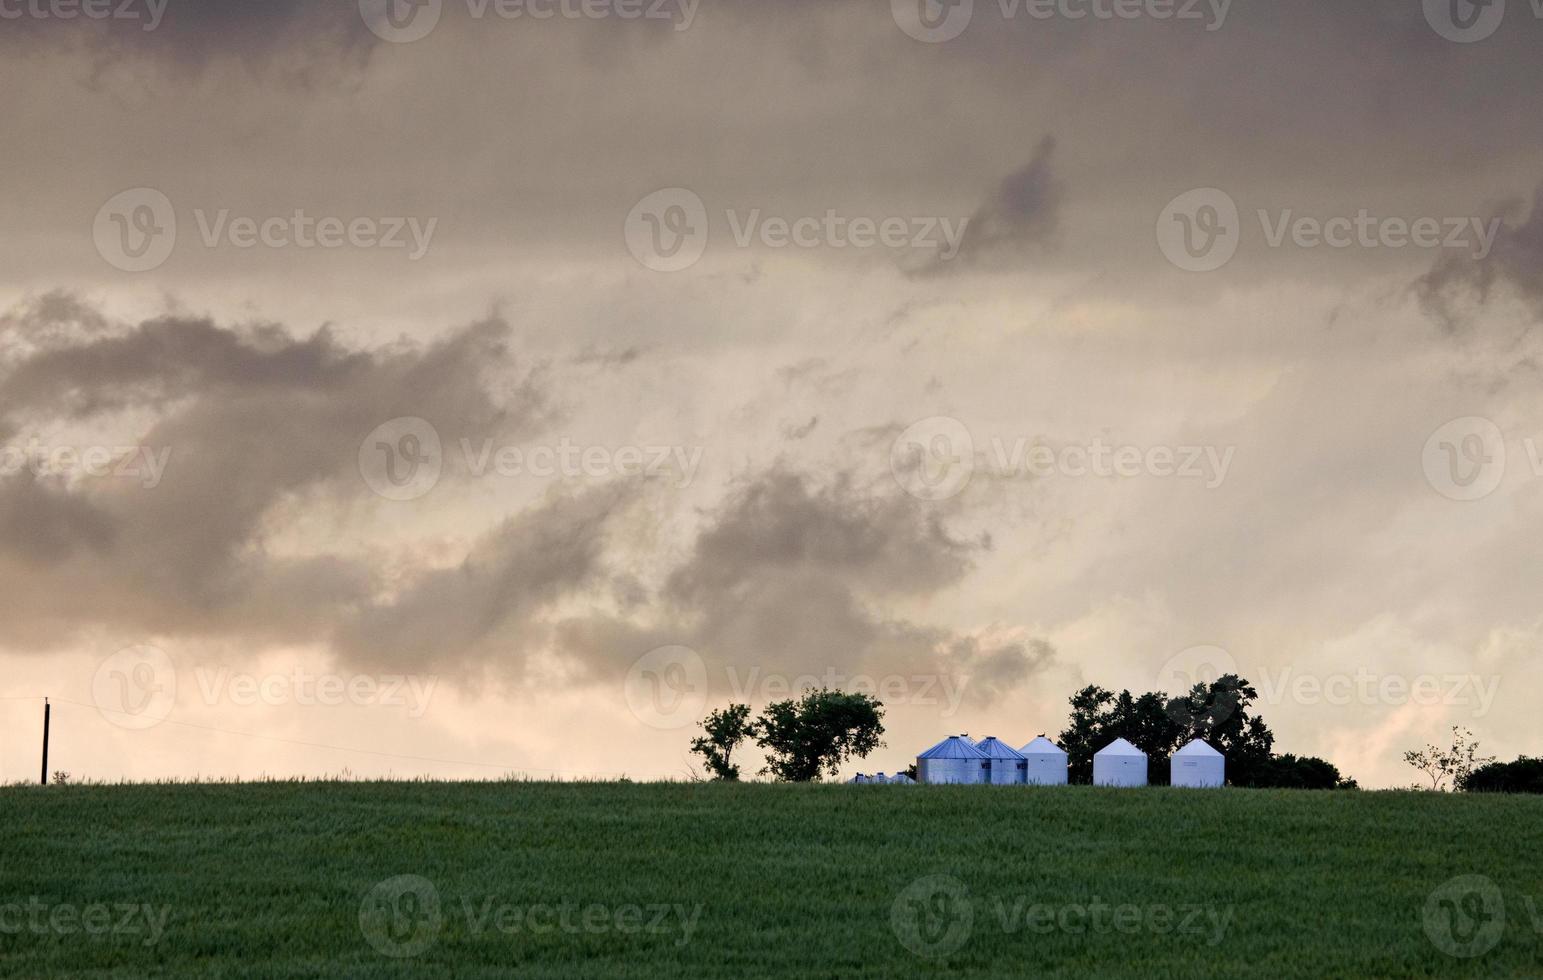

left=2, top=0, right=1541, bottom=788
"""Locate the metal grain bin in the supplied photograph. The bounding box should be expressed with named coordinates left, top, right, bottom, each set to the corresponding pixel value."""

left=975, top=736, right=1027, bottom=785
left=916, top=735, right=988, bottom=784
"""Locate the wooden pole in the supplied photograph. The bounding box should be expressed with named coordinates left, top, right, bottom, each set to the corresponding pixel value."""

left=40, top=699, right=50, bottom=786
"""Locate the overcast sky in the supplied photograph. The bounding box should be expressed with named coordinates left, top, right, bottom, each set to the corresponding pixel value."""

left=2, top=0, right=1541, bottom=788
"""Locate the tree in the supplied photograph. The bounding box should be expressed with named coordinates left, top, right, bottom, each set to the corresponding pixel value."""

left=1459, top=757, right=1543, bottom=794
left=1405, top=726, right=1494, bottom=791
left=752, top=689, right=885, bottom=782
left=1059, top=675, right=1277, bottom=785
left=689, top=704, right=754, bottom=781
left=1248, top=754, right=1354, bottom=790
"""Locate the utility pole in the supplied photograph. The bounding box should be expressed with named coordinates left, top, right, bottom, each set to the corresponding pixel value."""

left=40, top=698, right=50, bottom=786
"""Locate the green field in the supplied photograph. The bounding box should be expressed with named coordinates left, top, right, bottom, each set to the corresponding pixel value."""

left=1, top=781, right=1539, bottom=978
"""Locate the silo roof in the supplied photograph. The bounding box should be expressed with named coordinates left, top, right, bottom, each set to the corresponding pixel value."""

left=1174, top=739, right=1222, bottom=758
left=1020, top=736, right=1066, bottom=756
left=918, top=735, right=988, bottom=759
left=1095, top=737, right=1146, bottom=757
left=975, top=736, right=1026, bottom=759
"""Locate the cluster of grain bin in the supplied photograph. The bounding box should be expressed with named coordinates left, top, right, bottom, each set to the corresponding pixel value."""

left=847, top=772, right=916, bottom=785
left=912, top=734, right=1225, bottom=787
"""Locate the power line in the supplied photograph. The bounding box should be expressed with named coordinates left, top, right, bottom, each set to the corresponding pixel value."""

left=35, top=695, right=680, bottom=781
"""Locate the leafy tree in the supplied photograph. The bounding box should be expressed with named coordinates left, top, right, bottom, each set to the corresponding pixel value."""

left=1459, top=757, right=1543, bottom=794
left=752, top=689, right=885, bottom=782
left=1247, top=753, right=1354, bottom=790
left=689, top=704, right=754, bottom=781
left=1404, top=726, right=1494, bottom=791
left=1060, top=675, right=1294, bottom=786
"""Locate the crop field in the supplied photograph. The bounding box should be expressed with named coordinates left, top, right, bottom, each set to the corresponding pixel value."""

left=1, top=781, right=1539, bottom=978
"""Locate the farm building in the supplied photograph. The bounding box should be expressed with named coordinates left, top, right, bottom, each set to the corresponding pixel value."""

left=1170, top=740, right=1225, bottom=788
left=974, top=737, right=1026, bottom=785
left=916, top=735, right=988, bottom=784
left=1093, top=738, right=1148, bottom=787
left=1018, top=736, right=1069, bottom=785
left=888, top=773, right=916, bottom=784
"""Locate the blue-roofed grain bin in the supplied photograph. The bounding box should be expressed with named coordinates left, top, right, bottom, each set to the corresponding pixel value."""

left=916, top=735, right=988, bottom=784
left=974, top=736, right=1027, bottom=785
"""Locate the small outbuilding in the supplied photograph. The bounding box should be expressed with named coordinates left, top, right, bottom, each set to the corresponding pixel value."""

left=1093, top=737, right=1148, bottom=787
left=1170, top=740, right=1225, bottom=788
left=916, top=735, right=989, bottom=784
left=974, top=737, right=1027, bottom=785
left=1018, top=735, right=1069, bottom=786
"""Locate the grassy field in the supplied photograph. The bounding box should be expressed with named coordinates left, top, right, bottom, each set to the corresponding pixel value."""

left=1, top=781, right=1539, bottom=978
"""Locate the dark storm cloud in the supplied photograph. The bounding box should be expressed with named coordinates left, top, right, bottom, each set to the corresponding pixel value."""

left=0, top=300, right=554, bottom=647
left=0, top=0, right=376, bottom=76
left=914, top=136, right=1061, bottom=275
left=1417, top=186, right=1543, bottom=331
left=557, top=467, right=1055, bottom=705
left=336, top=485, right=633, bottom=672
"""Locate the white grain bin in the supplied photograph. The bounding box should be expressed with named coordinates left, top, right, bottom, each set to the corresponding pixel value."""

left=1018, top=736, right=1069, bottom=786
left=1093, top=737, right=1148, bottom=787
left=974, top=737, right=1027, bottom=785
left=916, top=735, right=988, bottom=784
left=889, top=773, right=916, bottom=785
left=846, top=774, right=869, bottom=784
left=873, top=772, right=888, bottom=784
left=1170, top=740, right=1225, bottom=788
